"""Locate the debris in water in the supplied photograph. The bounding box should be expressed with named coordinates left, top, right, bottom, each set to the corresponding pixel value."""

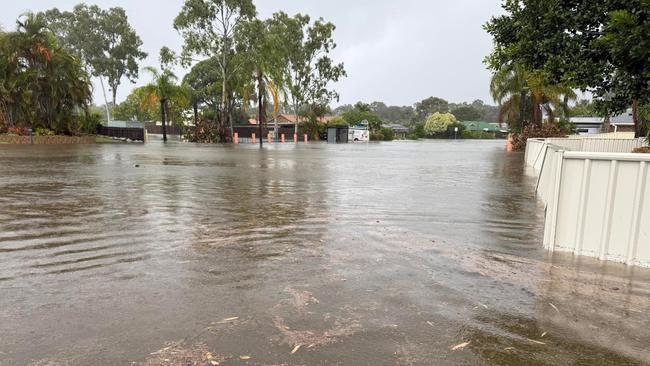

left=451, top=341, right=471, bottom=350
left=527, top=339, right=547, bottom=345
left=426, top=321, right=435, bottom=327
left=210, top=361, right=219, bottom=366
left=239, top=355, right=251, bottom=360
left=478, top=303, right=488, bottom=309
left=541, top=332, right=547, bottom=337
left=222, top=316, right=239, bottom=322
left=549, top=303, right=560, bottom=313
left=291, top=344, right=302, bottom=354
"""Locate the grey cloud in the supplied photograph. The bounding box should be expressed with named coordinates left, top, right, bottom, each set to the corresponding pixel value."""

left=1, top=0, right=503, bottom=107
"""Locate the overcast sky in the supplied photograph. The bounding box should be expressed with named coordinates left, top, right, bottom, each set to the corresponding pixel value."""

left=1, top=0, right=504, bottom=107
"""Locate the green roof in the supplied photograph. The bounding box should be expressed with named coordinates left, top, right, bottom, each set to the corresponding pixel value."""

left=460, top=121, right=503, bottom=132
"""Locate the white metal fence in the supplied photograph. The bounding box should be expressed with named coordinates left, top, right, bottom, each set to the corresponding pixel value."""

left=545, top=137, right=645, bottom=153
left=526, top=138, right=650, bottom=267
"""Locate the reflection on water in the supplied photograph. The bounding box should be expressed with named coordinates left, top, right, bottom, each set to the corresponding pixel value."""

left=0, top=141, right=648, bottom=365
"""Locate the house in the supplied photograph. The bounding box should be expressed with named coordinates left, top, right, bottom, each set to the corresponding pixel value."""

left=461, top=121, right=505, bottom=133
left=569, top=117, right=605, bottom=135
left=609, top=108, right=635, bottom=132
left=248, top=114, right=336, bottom=126
left=383, top=124, right=409, bottom=139
left=569, top=109, right=635, bottom=134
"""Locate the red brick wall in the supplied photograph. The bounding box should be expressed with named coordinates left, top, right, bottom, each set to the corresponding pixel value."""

left=0, top=135, right=95, bottom=144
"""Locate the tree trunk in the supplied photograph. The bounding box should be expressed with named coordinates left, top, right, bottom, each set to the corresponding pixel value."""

left=632, top=100, right=646, bottom=138
left=532, top=94, right=542, bottom=127
left=99, top=77, right=111, bottom=123
left=519, top=90, right=526, bottom=130
left=112, top=86, right=117, bottom=109
left=294, top=103, right=299, bottom=136
left=161, top=99, right=167, bottom=142
left=193, top=100, right=198, bottom=126
left=257, top=73, right=265, bottom=148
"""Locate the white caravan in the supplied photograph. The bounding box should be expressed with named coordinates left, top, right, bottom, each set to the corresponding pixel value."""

left=348, top=121, right=370, bottom=142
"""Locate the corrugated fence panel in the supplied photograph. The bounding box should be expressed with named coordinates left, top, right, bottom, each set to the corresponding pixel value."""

left=536, top=145, right=561, bottom=205
left=630, top=162, right=649, bottom=266
left=545, top=138, right=584, bottom=151
left=550, top=153, right=650, bottom=267
left=554, top=158, right=584, bottom=254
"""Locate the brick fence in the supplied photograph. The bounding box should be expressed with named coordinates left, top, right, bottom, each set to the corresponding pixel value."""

left=0, top=135, right=96, bottom=145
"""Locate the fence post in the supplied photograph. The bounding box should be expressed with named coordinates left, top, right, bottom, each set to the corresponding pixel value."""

left=545, top=150, right=565, bottom=251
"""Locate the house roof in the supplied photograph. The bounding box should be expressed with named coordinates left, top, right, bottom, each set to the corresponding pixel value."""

left=610, top=109, right=634, bottom=125
left=570, top=117, right=605, bottom=124
left=248, top=114, right=336, bottom=125
left=384, top=124, right=409, bottom=133
left=461, top=121, right=502, bottom=132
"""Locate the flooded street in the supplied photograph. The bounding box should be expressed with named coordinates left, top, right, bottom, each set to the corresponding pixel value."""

left=1, top=140, right=649, bottom=365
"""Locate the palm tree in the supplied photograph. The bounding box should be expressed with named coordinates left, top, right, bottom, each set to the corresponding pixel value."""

left=1, top=12, right=91, bottom=133
left=490, top=63, right=528, bottom=131
left=526, top=71, right=576, bottom=125
left=491, top=64, right=577, bottom=131
left=141, top=66, right=182, bottom=142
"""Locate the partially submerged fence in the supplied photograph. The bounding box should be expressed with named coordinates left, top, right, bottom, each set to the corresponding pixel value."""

left=526, top=137, right=650, bottom=267
left=97, top=126, right=145, bottom=141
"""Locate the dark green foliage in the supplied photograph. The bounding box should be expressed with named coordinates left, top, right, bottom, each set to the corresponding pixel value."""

left=415, top=97, right=449, bottom=118
left=0, top=13, right=92, bottom=135
left=380, top=127, right=395, bottom=141
left=341, top=102, right=382, bottom=132
left=451, top=106, right=482, bottom=122
left=485, top=0, right=650, bottom=137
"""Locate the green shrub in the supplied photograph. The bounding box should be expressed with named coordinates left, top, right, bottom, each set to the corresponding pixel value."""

left=380, top=127, right=395, bottom=141
left=461, top=130, right=496, bottom=139
left=81, top=113, right=102, bottom=134
left=35, top=127, right=55, bottom=136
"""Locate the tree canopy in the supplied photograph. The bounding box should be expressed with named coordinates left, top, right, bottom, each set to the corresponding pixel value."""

left=485, top=0, right=650, bottom=136
left=42, top=4, right=147, bottom=106
left=424, top=112, right=457, bottom=135
left=0, top=13, right=92, bottom=134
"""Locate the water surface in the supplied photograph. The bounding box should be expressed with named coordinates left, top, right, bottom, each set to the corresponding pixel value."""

left=1, top=141, right=649, bottom=365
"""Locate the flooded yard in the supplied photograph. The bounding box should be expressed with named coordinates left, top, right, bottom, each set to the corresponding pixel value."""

left=1, top=140, right=649, bottom=365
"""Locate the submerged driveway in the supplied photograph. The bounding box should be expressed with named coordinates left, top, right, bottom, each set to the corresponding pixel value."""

left=0, top=140, right=649, bottom=365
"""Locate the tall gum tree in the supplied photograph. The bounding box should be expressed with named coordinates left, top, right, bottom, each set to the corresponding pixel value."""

left=42, top=4, right=146, bottom=117
left=272, top=12, right=346, bottom=135
left=174, top=0, right=256, bottom=142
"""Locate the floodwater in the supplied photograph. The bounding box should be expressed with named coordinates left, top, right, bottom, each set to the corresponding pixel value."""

left=1, top=140, right=649, bottom=366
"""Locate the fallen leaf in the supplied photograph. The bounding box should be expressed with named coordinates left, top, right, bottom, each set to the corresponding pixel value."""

left=206, top=352, right=213, bottom=360
left=291, top=344, right=301, bottom=354
left=210, top=361, right=219, bottom=366
left=526, top=338, right=547, bottom=345
left=451, top=341, right=471, bottom=351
